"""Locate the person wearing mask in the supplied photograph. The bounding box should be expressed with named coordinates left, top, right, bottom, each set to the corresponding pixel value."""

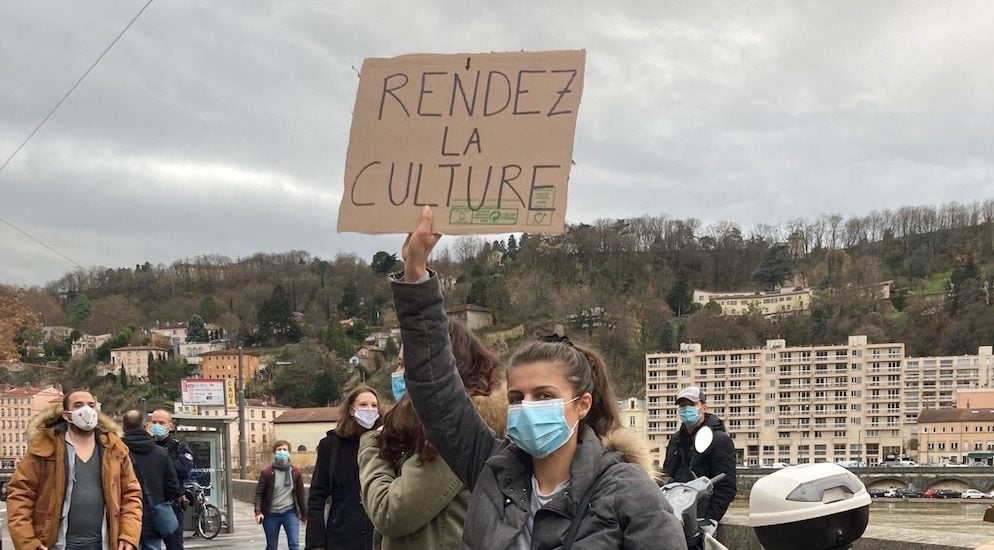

left=121, top=410, right=181, bottom=550
left=255, top=441, right=307, bottom=550
left=305, top=386, right=382, bottom=550
left=148, top=409, right=194, bottom=550
left=6, top=390, right=143, bottom=550
left=389, top=207, right=687, bottom=549
left=663, top=386, right=737, bottom=534
left=358, top=322, right=508, bottom=550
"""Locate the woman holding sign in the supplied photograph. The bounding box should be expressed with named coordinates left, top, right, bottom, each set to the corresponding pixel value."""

left=389, top=207, right=686, bottom=549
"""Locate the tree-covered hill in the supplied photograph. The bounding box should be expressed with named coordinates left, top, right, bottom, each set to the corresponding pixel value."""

left=3, top=199, right=993, bottom=399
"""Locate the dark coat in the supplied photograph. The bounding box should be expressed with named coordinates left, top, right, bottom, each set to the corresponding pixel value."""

left=305, top=431, right=374, bottom=550
left=122, top=429, right=181, bottom=541
left=391, top=273, right=687, bottom=550
left=663, top=413, right=737, bottom=521
left=255, top=464, right=306, bottom=517
left=156, top=435, right=194, bottom=485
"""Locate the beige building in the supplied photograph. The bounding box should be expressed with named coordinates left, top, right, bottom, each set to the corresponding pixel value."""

left=917, top=408, right=994, bottom=465
left=177, top=341, right=227, bottom=366
left=110, top=346, right=168, bottom=381
left=272, top=407, right=340, bottom=453
left=1, top=385, right=63, bottom=467
left=692, top=287, right=814, bottom=316
left=646, top=337, right=994, bottom=467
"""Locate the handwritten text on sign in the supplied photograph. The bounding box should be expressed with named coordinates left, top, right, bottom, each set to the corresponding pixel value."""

left=337, top=50, right=585, bottom=235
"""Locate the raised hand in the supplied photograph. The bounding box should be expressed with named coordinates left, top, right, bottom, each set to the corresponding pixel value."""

left=402, top=206, right=442, bottom=282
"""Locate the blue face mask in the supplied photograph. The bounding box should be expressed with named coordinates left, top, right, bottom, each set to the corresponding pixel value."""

left=506, top=397, right=580, bottom=459
left=391, top=372, right=406, bottom=401
left=679, top=405, right=701, bottom=426
left=275, top=450, right=290, bottom=462
left=150, top=423, right=169, bottom=440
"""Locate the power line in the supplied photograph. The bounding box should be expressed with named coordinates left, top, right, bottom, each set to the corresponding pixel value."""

left=0, top=215, right=83, bottom=270
left=0, top=0, right=154, bottom=175
left=0, top=0, right=153, bottom=273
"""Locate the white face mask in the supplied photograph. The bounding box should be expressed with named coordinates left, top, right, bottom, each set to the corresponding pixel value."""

left=68, top=405, right=98, bottom=431
left=353, top=408, right=379, bottom=429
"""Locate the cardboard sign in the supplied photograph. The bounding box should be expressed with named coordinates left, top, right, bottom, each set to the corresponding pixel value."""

left=337, top=50, right=585, bottom=235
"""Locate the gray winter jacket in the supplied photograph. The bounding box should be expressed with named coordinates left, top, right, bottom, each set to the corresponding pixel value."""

left=391, top=273, right=687, bottom=550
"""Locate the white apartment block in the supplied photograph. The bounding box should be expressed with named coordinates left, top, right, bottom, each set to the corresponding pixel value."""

left=646, top=337, right=994, bottom=467
left=692, top=287, right=813, bottom=316
left=71, top=333, right=112, bottom=359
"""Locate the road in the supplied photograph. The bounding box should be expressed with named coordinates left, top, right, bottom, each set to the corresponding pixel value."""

left=3, top=499, right=270, bottom=550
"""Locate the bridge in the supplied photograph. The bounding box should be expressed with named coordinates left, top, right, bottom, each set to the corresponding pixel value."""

left=736, top=466, right=994, bottom=492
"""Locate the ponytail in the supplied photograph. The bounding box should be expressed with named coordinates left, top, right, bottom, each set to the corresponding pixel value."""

left=573, top=344, right=621, bottom=437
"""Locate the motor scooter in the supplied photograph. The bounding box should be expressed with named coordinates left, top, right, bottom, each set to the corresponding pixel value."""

left=660, top=425, right=729, bottom=550
left=662, top=426, right=871, bottom=550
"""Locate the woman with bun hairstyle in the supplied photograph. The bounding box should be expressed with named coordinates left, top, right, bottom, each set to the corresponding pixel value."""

left=357, top=320, right=507, bottom=550
left=305, top=386, right=382, bottom=550
left=389, top=207, right=686, bottom=549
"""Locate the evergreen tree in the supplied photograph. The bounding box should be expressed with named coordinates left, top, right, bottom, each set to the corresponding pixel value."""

left=753, top=243, right=794, bottom=290
left=339, top=279, right=363, bottom=319
left=69, top=295, right=92, bottom=329
left=370, top=252, right=398, bottom=276
left=666, top=274, right=693, bottom=316
left=257, top=285, right=302, bottom=346
left=186, top=314, right=210, bottom=343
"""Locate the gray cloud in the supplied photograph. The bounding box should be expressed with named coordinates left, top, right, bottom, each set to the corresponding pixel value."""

left=3, top=1, right=994, bottom=285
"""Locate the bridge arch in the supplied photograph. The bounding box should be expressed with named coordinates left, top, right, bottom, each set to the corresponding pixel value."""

left=864, top=477, right=908, bottom=490
left=923, top=477, right=970, bottom=491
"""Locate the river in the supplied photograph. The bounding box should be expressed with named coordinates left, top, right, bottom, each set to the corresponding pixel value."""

left=726, top=497, right=994, bottom=541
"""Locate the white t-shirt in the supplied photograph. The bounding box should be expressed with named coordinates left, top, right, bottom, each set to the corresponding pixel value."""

left=513, top=476, right=571, bottom=550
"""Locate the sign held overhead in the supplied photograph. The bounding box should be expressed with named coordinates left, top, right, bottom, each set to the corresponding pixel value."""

left=337, top=50, right=586, bottom=235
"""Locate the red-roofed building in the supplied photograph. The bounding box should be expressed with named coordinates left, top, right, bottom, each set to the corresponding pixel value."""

left=273, top=408, right=341, bottom=453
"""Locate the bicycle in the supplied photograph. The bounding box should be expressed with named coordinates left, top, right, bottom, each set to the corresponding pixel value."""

left=184, top=481, right=223, bottom=539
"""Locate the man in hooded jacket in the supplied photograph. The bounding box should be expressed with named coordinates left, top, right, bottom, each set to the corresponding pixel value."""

left=6, top=390, right=143, bottom=550
left=121, top=410, right=181, bottom=550
left=663, top=386, right=737, bottom=526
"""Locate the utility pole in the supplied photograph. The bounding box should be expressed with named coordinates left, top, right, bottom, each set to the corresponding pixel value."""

left=238, top=346, right=246, bottom=479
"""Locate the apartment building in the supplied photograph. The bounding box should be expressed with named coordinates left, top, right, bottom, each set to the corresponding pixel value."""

left=199, top=349, right=262, bottom=381
left=71, top=333, right=112, bottom=359
left=645, top=337, right=994, bottom=467
left=0, top=385, right=63, bottom=467
left=110, top=346, right=169, bottom=381
left=691, top=287, right=813, bottom=316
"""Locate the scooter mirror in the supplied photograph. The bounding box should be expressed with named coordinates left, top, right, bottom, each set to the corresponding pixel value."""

left=694, top=425, right=714, bottom=454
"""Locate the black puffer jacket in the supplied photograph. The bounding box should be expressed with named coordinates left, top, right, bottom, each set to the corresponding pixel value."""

left=123, top=429, right=181, bottom=540
left=391, top=272, right=687, bottom=549
left=663, top=413, right=737, bottom=521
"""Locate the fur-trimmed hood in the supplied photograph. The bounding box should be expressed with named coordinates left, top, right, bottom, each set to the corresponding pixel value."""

left=470, top=384, right=508, bottom=438
left=601, top=428, right=658, bottom=479
left=26, top=402, right=126, bottom=456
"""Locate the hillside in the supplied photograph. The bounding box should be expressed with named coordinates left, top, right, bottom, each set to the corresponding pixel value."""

left=2, top=199, right=993, bottom=405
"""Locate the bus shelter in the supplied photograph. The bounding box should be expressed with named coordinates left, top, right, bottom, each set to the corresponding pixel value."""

left=172, top=413, right=236, bottom=535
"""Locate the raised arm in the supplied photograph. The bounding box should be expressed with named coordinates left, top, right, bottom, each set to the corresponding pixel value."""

left=390, top=207, right=501, bottom=490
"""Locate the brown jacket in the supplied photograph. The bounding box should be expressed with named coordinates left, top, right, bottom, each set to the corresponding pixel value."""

left=7, top=404, right=144, bottom=550
left=254, top=464, right=307, bottom=517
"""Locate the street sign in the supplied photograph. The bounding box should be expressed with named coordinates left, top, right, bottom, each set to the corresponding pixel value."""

left=181, top=378, right=226, bottom=405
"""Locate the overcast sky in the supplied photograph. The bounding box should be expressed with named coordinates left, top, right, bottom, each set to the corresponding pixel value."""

left=3, top=1, right=994, bottom=287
